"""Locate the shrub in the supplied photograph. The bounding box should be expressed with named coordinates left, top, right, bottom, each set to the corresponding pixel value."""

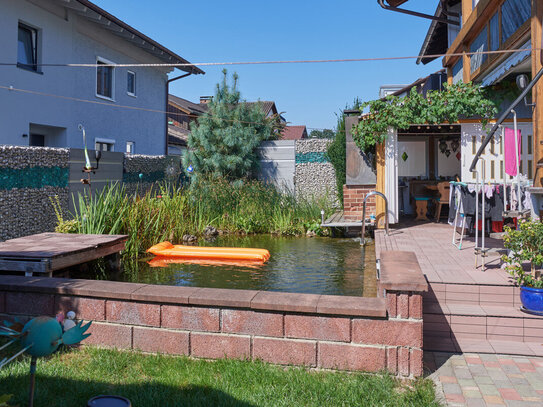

left=502, top=220, right=543, bottom=288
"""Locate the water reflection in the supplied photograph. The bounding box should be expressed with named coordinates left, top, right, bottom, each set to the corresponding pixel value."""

left=77, top=236, right=374, bottom=297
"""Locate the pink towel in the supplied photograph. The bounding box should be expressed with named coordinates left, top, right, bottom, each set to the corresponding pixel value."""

left=504, top=127, right=521, bottom=176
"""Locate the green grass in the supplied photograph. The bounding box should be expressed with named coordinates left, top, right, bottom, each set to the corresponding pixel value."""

left=0, top=347, right=439, bottom=407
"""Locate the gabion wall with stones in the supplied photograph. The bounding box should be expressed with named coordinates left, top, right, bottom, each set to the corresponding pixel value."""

left=123, top=154, right=183, bottom=196
left=294, top=139, right=338, bottom=205
left=0, top=146, right=70, bottom=241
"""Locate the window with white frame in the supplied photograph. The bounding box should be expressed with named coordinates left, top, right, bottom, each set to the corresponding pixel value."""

left=96, top=58, right=115, bottom=100
left=127, top=71, right=136, bottom=96
left=18, top=23, right=39, bottom=71
left=126, top=141, right=135, bottom=154
left=95, top=138, right=115, bottom=152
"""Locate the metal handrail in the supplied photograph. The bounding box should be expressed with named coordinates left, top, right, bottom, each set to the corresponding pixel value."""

left=469, top=66, right=543, bottom=174
left=361, top=191, right=389, bottom=244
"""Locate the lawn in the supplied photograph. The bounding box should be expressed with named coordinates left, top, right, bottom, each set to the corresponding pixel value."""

left=0, top=346, right=439, bottom=407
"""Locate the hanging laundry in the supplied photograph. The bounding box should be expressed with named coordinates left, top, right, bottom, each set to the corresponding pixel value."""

left=504, top=127, right=521, bottom=176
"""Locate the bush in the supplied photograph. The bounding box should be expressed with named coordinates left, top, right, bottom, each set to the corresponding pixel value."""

left=502, top=220, right=543, bottom=288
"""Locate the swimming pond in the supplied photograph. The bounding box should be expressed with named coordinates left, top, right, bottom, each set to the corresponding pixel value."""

left=74, top=235, right=377, bottom=297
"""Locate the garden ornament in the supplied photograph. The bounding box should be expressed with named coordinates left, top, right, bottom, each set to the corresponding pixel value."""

left=79, top=124, right=102, bottom=198
left=0, top=314, right=91, bottom=407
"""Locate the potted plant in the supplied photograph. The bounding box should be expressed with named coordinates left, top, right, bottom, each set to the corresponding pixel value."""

left=502, top=220, right=543, bottom=314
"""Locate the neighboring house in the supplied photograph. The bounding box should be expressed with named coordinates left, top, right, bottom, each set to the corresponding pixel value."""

left=378, top=84, right=408, bottom=98
left=281, top=125, right=308, bottom=140
left=166, top=95, right=286, bottom=153
left=0, top=0, right=203, bottom=155
left=167, top=94, right=207, bottom=155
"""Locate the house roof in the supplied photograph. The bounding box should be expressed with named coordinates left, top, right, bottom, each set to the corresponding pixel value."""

left=281, top=126, right=307, bottom=140
left=381, top=69, right=446, bottom=99
left=385, top=0, right=409, bottom=6
left=168, top=96, right=281, bottom=120
left=244, top=101, right=278, bottom=117
left=416, top=0, right=461, bottom=65
left=169, top=94, right=208, bottom=115
left=168, top=124, right=189, bottom=146
left=57, top=0, right=204, bottom=75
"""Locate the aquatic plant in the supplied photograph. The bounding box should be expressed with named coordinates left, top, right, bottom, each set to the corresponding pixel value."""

left=61, top=179, right=334, bottom=258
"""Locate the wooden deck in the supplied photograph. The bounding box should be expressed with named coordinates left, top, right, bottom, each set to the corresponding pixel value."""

left=0, top=233, right=127, bottom=276
left=321, top=211, right=370, bottom=228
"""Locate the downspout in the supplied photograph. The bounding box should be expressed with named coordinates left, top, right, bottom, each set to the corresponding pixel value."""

left=165, top=72, right=192, bottom=155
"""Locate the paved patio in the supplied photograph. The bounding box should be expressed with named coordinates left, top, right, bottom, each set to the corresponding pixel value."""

left=374, top=221, right=509, bottom=286
left=374, top=220, right=543, bottom=356
left=427, top=351, right=543, bottom=407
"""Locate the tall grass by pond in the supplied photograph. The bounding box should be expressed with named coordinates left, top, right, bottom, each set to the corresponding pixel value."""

left=54, top=179, right=334, bottom=258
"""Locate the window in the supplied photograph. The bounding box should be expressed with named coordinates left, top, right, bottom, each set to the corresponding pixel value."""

left=126, top=141, right=135, bottom=154
left=18, top=23, right=38, bottom=71
left=489, top=13, right=499, bottom=52
left=501, top=0, right=531, bottom=44
left=96, top=58, right=115, bottom=100
left=452, top=59, right=463, bottom=84
left=470, top=26, right=488, bottom=73
left=127, top=71, right=136, bottom=96
left=95, top=138, right=115, bottom=151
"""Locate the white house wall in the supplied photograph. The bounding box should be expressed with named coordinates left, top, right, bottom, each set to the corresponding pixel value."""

left=0, top=0, right=171, bottom=155
left=460, top=122, right=533, bottom=183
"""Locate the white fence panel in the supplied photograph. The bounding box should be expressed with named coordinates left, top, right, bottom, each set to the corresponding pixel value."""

left=257, top=140, right=295, bottom=192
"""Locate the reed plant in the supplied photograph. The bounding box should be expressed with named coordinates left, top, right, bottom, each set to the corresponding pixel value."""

left=61, top=178, right=334, bottom=258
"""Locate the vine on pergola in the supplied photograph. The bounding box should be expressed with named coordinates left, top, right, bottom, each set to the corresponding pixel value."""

left=352, top=82, right=499, bottom=153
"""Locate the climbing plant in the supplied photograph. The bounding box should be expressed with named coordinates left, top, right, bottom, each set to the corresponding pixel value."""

left=352, top=81, right=498, bottom=153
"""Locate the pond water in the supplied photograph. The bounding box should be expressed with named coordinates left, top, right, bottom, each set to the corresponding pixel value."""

left=76, top=235, right=377, bottom=297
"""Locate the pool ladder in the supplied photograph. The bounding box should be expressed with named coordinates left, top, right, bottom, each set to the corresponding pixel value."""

left=361, top=191, right=389, bottom=245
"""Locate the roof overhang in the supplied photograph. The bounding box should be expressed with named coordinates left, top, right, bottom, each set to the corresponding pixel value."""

left=385, top=0, right=409, bottom=6
left=56, top=0, right=204, bottom=74
left=417, top=1, right=461, bottom=65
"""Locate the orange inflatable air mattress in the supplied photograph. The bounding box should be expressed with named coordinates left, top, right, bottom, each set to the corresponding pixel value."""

left=147, top=241, right=270, bottom=262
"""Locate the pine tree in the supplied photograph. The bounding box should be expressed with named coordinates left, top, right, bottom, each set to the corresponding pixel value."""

left=183, top=70, right=278, bottom=180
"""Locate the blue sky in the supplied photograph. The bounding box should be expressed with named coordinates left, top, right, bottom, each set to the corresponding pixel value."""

left=93, top=0, right=444, bottom=130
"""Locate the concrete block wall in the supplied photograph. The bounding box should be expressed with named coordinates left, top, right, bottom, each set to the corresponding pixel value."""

left=0, top=252, right=427, bottom=376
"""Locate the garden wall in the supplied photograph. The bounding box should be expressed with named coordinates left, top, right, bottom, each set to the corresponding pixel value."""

left=295, top=139, right=337, bottom=204
left=257, top=139, right=337, bottom=204
left=343, top=184, right=377, bottom=220
left=0, top=146, right=182, bottom=242
left=122, top=154, right=182, bottom=196
left=0, top=146, right=69, bottom=241
left=0, top=251, right=426, bottom=377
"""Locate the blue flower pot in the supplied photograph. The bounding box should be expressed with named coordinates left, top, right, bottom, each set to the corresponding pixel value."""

left=520, top=286, right=543, bottom=315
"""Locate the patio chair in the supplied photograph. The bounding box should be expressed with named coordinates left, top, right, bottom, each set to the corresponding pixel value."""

left=433, top=181, right=450, bottom=222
